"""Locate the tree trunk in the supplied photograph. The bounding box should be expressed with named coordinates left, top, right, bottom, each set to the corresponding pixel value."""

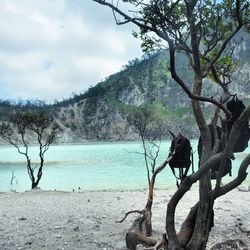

left=123, top=158, right=170, bottom=249
left=31, top=179, right=39, bottom=189
left=31, top=168, right=43, bottom=189
left=125, top=176, right=155, bottom=248
left=178, top=201, right=214, bottom=249
left=186, top=201, right=213, bottom=249
left=178, top=204, right=198, bottom=248
left=31, top=158, right=44, bottom=189
left=144, top=178, right=154, bottom=235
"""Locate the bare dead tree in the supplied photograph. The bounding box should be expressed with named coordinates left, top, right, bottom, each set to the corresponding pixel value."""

left=92, top=0, right=250, bottom=249
left=120, top=104, right=173, bottom=239
left=0, top=109, right=59, bottom=189
left=10, top=170, right=18, bottom=185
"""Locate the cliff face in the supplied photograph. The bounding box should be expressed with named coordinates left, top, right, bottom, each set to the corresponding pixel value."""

left=1, top=34, right=250, bottom=142
left=51, top=52, right=196, bottom=142
left=53, top=56, right=250, bottom=141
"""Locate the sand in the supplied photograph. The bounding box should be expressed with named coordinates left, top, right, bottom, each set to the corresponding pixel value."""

left=0, top=186, right=249, bottom=250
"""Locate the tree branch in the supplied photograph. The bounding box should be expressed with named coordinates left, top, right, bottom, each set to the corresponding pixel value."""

left=93, top=0, right=154, bottom=31
left=167, top=40, right=231, bottom=117
left=116, top=209, right=144, bottom=223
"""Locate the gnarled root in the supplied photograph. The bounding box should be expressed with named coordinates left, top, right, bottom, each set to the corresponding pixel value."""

left=116, top=209, right=144, bottom=223
left=126, top=233, right=168, bottom=250
left=117, top=207, right=152, bottom=234
left=126, top=231, right=157, bottom=250
left=153, top=233, right=168, bottom=250
left=124, top=210, right=158, bottom=250
left=118, top=201, right=158, bottom=249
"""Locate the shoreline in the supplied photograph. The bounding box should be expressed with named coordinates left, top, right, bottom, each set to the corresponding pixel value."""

left=2, top=178, right=249, bottom=194
left=0, top=141, right=249, bottom=194
left=0, top=187, right=249, bottom=249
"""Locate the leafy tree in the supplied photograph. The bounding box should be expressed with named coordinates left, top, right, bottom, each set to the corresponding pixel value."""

left=0, top=109, right=59, bottom=189
left=93, top=0, right=250, bottom=249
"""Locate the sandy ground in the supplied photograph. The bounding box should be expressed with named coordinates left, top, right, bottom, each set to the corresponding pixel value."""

left=0, top=186, right=249, bottom=250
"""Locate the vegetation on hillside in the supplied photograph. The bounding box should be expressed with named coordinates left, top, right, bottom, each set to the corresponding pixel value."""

left=0, top=36, right=250, bottom=141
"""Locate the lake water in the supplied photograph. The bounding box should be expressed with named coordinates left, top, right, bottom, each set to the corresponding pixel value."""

left=0, top=141, right=249, bottom=192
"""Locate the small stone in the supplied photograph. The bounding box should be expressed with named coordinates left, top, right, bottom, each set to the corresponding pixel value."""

left=18, top=217, right=27, bottom=221
left=54, top=226, right=61, bottom=230
left=237, top=185, right=250, bottom=192
left=87, top=199, right=90, bottom=202
left=25, top=241, right=32, bottom=245
left=55, top=235, right=62, bottom=239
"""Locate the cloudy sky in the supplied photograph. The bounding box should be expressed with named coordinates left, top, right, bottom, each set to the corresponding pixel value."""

left=0, top=0, right=142, bottom=103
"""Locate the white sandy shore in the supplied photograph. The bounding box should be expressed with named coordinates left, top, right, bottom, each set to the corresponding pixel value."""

left=0, top=187, right=249, bottom=250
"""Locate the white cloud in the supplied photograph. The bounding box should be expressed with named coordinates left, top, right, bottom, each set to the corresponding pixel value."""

left=0, top=0, right=142, bottom=103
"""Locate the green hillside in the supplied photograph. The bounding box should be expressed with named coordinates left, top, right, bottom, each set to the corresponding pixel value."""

left=0, top=32, right=250, bottom=142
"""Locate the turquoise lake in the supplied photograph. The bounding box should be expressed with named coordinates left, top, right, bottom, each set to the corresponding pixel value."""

left=0, top=141, right=249, bottom=192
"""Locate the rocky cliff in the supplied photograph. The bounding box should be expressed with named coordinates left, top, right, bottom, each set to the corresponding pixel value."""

left=52, top=50, right=250, bottom=141
left=1, top=34, right=250, bottom=142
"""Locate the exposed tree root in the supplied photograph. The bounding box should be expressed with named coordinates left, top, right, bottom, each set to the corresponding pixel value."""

left=141, top=234, right=168, bottom=250
left=126, top=231, right=157, bottom=250
left=123, top=213, right=170, bottom=250
left=116, top=208, right=151, bottom=233
left=123, top=210, right=158, bottom=249
left=116, top=209, right=144, bottom=223
left=153, top=233, right=168, bottom=250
